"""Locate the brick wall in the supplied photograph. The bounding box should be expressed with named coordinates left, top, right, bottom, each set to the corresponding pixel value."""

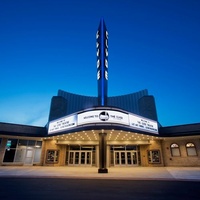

left=140, top=140, right=164, bottom=166
left=42, top=139, right=66, bottom=166
left=0, top=138, right=7, bottom=165
left=162, top=138, right=200, bottom=166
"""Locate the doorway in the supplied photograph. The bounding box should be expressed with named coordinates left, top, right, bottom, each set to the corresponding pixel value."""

left=68, top=151, right=92, bottom=166
left=24, top=148, right=34, bottom=165
left=114, top=151, right=138, bottom=166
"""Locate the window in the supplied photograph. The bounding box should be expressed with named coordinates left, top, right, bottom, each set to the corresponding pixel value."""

left=3, top=139, right=18, bottom=162
left=186, top=143, right=197, bottom=156
left=170, top=143, right=180, bottom=157
left=3, top=139, right=42, bottom=163
left=46, top=150, right=59, bottom=163
left=148, top=150, right=161, bottom=163
left=28, top=140, right=36, bottom=146
left=18, top=139, right=28, bottom=146
left=33, top=141, right=43, bottom=163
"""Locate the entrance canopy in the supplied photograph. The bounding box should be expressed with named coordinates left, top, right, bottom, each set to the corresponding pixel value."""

left=45, top=129, right=161, bottom=145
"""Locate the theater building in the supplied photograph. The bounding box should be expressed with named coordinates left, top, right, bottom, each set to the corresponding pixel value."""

left=0, top=19, right=200, bottom=172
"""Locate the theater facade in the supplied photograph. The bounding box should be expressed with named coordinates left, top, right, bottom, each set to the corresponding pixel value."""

left=0, top=19, right=200, bottom=172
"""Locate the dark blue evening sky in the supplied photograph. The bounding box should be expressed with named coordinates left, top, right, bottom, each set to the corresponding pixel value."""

left=0, top=0, right=200, bottom=126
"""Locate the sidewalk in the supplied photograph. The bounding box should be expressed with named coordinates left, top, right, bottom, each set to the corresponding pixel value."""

left=0, top=166, right=200, bottom=181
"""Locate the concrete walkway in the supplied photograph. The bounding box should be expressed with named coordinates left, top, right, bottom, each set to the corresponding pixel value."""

left=0, top=166, right=200, bottom=181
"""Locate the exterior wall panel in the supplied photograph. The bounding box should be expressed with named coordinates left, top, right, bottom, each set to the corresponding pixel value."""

left=48, top=96, right=68, bottom=121
left=140, top=140, right=164, bottom=167
left=42, top=140, right=61, bottom=166
left=162, top=138, right=200, bottom=166
left=107, top=90, right=148, bottom=115
left=58, top=90, right=98, bottom=115
left=54, top=89, right=157, bottom=121
left=0, top=138, right=7, bottom=165
left=138, top=95, right=158, bottom=121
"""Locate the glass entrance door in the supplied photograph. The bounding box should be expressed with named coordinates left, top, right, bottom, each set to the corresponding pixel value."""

left=24, top=148, right=34, bottom=165
left=68, top=151, right=92, bottom=166
left=114, top=151, right=138, bottom=166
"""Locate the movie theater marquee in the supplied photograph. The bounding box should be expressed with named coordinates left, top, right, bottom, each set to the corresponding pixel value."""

left=48, top=109, right=158, bottom=134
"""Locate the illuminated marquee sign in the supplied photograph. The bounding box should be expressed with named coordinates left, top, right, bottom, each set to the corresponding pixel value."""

left=48, top=115, right=77, bottom=134
left=77, top=110, right=129, bottom=125
left=48, top=109, right=158, bottom=135
left=129, top=114, right=158, bottom=133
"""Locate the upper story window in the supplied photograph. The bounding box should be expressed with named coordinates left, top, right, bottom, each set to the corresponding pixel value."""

left=186, top=142, right=197, bottom=156
left=170, top=143, right=180, bottom=157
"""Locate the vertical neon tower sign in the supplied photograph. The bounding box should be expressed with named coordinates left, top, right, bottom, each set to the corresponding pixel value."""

left=96, top=18, right=108, bottom=106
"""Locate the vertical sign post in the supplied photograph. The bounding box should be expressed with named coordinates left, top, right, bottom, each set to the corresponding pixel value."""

left=97, top=19, right=109, bottom=173
left=96, top=18, right=108, bottom=106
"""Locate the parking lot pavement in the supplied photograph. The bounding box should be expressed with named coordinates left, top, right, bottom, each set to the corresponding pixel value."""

left=0, top=166, right=200, bottom=181
left=0, top=177, right=200, bottom=200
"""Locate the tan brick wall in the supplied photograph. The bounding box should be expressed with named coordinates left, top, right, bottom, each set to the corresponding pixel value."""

left=0, top=138, right=7, bottom=165
left=162, top=138, right=200, bottom=166
left=42, top=139, right=66, bottom=166
left=140, top=140, right=164, bottom=167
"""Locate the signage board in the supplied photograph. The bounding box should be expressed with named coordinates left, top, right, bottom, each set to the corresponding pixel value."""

left=77, top=110, right=129, bottom=125
left=48, top=115, right=77, bottom=134
left=129, top=114, right=158, bottom=133
left=48, top=109, right=158, bottom=135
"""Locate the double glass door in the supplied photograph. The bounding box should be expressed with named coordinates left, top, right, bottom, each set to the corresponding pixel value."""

left=114, top=151, right=138, bottom=166
left=68, top=151, right=92, bottom=166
